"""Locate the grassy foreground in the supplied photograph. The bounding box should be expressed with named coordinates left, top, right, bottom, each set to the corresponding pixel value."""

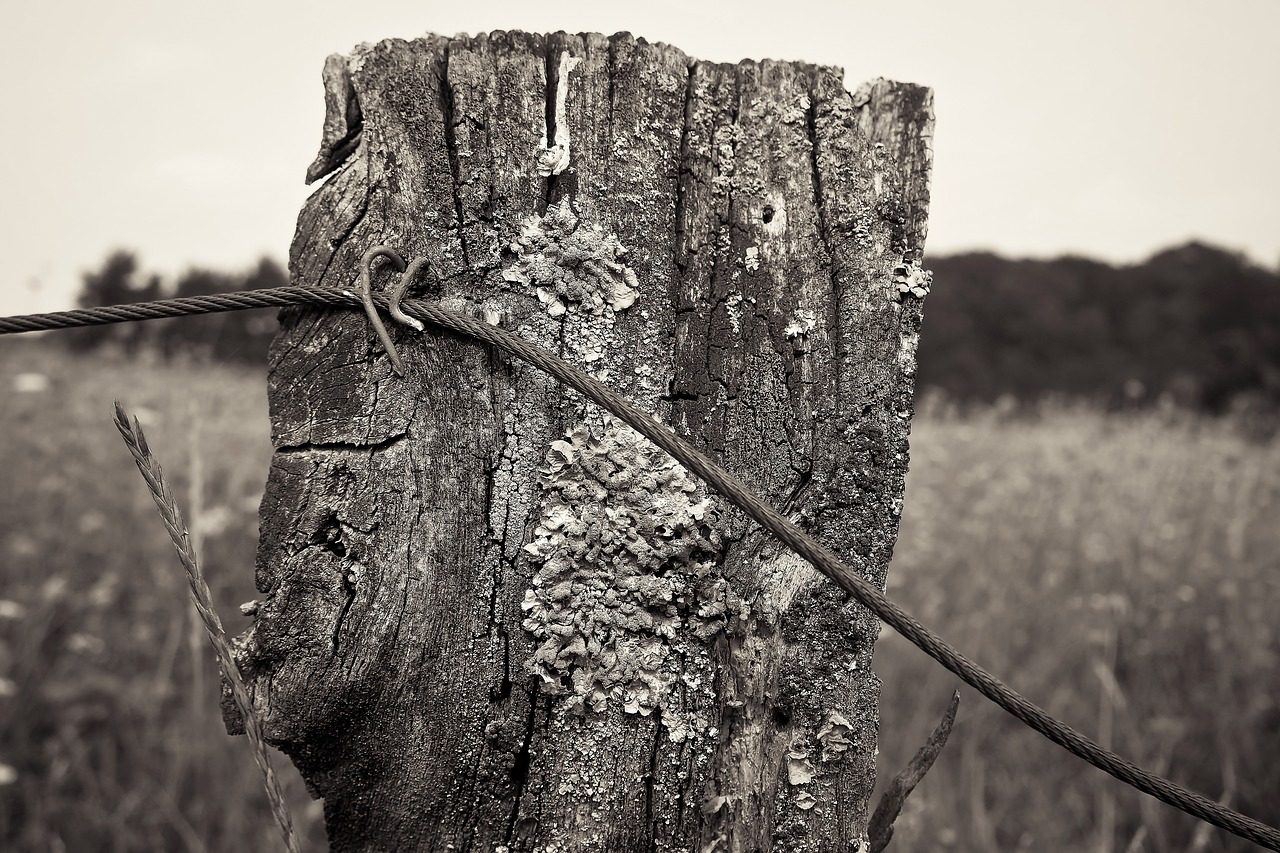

left=0, top=338, right=1276, bottom=851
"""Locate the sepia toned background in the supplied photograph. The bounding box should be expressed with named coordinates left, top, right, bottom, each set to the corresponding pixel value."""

left=2, top=0, right=1277, bottom=315
left=1, top=1, right=1277, bottom=850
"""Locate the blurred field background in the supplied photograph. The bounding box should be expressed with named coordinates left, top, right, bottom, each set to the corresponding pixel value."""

left=1, top=241, right=1279, bottom=850
left=0, top=338, right=328, bottom=851
left=875, top=395, right=1280, bottom=852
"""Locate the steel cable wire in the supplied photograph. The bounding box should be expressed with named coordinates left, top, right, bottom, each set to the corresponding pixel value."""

left=3, top=290, right=1278, bottom=851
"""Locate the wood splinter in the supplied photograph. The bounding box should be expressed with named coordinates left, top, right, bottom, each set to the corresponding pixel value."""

left=868, top=691, right=962, bottom=853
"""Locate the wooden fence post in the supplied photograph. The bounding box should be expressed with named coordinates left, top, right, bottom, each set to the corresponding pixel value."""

left=227, top=31, right=933, bottom=852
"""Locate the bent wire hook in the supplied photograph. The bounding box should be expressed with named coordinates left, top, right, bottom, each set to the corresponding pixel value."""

left=389, top=257, right=430, bottom=333
left=355, top=247, right=434, bottom=376
left=355, top=246, right=410, bottom=375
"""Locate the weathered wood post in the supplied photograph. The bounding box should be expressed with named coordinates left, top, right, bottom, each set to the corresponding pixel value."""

left=228, top=31, right=933, bottom=852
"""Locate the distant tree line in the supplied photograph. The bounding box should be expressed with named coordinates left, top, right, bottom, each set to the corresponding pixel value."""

left=68, top=242, right=1280, bottom=411
left=917, top=242, right=1280, bottom=412
left=66, top=250, right=286, bottom=364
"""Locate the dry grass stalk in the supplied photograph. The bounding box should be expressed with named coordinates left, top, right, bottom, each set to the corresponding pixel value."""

left=112, top=401, right=299, bottom=853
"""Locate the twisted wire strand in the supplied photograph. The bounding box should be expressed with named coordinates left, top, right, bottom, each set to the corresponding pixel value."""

left=112, top=404, right=300, bottom=853
left=0, top=288, right=355, bottom=333
left=4, top=291, right=1276, bottom=850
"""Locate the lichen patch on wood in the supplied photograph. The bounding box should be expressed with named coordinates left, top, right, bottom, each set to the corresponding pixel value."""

left=502, top=203, right=639, bottom=322
left=520, top=414, right=732, bottom=726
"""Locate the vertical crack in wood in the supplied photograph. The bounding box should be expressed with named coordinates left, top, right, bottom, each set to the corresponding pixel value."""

left=541, top=43, right=560, bottom=210
left=644, top=729, right=661, bottom=851
left=481, top=454, right=505, bottom=647
left=310, top=165, right=371, bottom=295
left=804, top=71, right=843, bottom=405
left=504, top=687, right=542, bottom=845
left=605, top=36, right=618, bottom=153
left=306, top=53, right=365, bottom=184
left=691, top=62, right=743, bottom=458
left=331, top=561, right=356, bottom=653
left=671, top=59, right=697, bottom=283
left=439, top=44, right=472, bottom=272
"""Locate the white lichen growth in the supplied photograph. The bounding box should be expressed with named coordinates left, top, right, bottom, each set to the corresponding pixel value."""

left=897, top=331, right=920, bottom=375
left=521, top=415, right=729, bottom=718
left=784, top=308, right=818, bottom=339
left=725, top=292, right=744, bottom=334
left=744, top=245, right=761, bottom=272
left=786, top=736, right=822, bottom=811
left=816, top=711, right=856, bottom=761
left=787, top=749, right=816, bottom=785
left=894, top=259, right=932, bottom=299
left=781, top=92, right=810, bottom=125
left=502, top=203, right=639, bottom=318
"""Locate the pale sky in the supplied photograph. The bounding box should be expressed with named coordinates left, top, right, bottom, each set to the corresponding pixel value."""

left=2, top=0, right=1277, bottom=315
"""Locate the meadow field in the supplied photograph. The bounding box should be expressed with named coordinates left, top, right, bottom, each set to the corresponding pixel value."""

left=0, top=337, right=1275, bottom=852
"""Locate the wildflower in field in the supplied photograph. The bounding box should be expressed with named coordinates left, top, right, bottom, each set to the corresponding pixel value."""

left=12, top=373, right=49, bottom=393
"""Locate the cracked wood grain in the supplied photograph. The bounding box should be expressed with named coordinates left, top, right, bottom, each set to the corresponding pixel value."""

left=229, top=30, right=933, bottom=853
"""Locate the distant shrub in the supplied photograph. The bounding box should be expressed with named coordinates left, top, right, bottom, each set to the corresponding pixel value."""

left=66, top=253, right=286, bottom=365
left=918, top=242, right=1280, bottom=412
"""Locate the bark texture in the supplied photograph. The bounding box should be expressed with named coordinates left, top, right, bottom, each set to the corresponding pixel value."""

left=228, top=31, right=933, bottom=853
